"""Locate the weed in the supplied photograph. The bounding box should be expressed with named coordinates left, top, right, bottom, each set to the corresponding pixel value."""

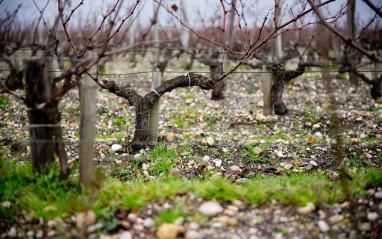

left=154, top=203, right=186, bottom=226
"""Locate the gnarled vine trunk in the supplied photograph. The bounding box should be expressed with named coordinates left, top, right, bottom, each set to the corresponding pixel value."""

left=100, top=73, right=214, bottom=150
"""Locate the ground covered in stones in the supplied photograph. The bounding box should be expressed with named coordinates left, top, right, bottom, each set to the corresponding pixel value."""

left=1, top=58, right=382, bottom=238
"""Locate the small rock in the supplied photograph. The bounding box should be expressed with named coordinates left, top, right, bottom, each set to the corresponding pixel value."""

left=276, top=151, right=285, bottom=158
left=207, top=137, right=215, bottom=146
left=115, top=160, right=122, bottom=165
left=284, top=163, right=292, bottom=170
left=185, top=230, right=200, bottom=239
left=236, top=178, right=249, bottom=185
left=358, top=222, right=371, bottom=231
left=318, top=220, right=330, bottom=232
left=8, top=227, right=17, bottom=238
left=96, top=144, right=110, bottom=151
left=245, top=140, right=258, bottom=146
left=230, top=165, right=241, bottom=171
left=127, top=213, right=137, bottom=222
left=309, top=160, right=318, bottom=167
left=86, top=223, right=103, bottom=233
left=166, top=133, right=175, bottom=142
left=199, top=123, right=207, bottom=130
left=106, top=139, right=115, bottom=146
left=360, top=133, right=367, bottom=139
left=144, top=218, right=155, bottom=228
left=133, top=224, right=144, bottom=231
left=188, top=222, right=199, bottom=230
left=111, top=144, right=123, bottom=152
left=297, top=202, right=315, bottom=215
left=26, top=230, right=34, bottom=237
left=143, top=170, right=150, bottom=177
left=318, top=210, right=326, bottom=219
left=374, top=191, right=382, bottom=199
left=367, top=212, right=378, bottom=222
left=256, top=114, right=267, bottom=122
left=314, top=132, right=323, bottom=139
left=227, top=218, right=239, bottom=226
left=76, top=210, right=97, bottom=228
left=198, top=201, right=223, bottom=216
left=308, top=135, right=318, bottom=143
left=156, top=223, right=185, bottom=239
left=350, top=138, right=358, bottom=145
left=305, top=164, right=313, bottom=171
left=1, top=201, right=11, bottom=208
left=119, top=231, right=133, bottom=239
left=203, top=155, right=210, bottom=161
left=364, top=153, right=373, bottom=159
left=329, top=214, right=343, bottom=224
left=257, top=100, right=264, bottom=107
left=47, top=230, right=55, bottom=237
left=254, top=146, right=263, bottom=155
left=215, top=160, right=222, bottom=167
left=142, top=163, right=150, bottom=170
left=185, top=99, right=193, bottom=104
left=35, top=230, right=43, bottom=238
left=313, top=123, right=321, bottom=130
left=47, top=220, right=56, bottom=228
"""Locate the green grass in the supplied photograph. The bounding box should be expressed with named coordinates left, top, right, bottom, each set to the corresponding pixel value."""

left=154, top=203, right=186, bottom=226
left=0, top=96, right=10, bottom=107
left=1, top=158, right=381, bottom=228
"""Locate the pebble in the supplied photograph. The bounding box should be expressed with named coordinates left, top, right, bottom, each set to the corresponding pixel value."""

left=314, top=132, right=323, bottom=139
left=358, top=222, right=371, bottom=231
left=86, top=223, right=103, bottom=233
left=26, top=231, right=34, bottom=237
left=227, top=218, right=239, bottom=226
left=76, top=210, right=97, bottom=228
left=185, top=230, right=200, bottom=239
left=284, top=163, right=292, bottom=170
left=142, top=163, right=150, bottom=170
left=374, top=191, right=382, bottom=199
left=236, top=178, right=249, bottom=185
left=144, top=218, right=155, bottom=227
left=207, top=137, right=215, bottom=146
left=297, top=202, right=315, bottom=215
left=367, top=212, right=378, bottom=222
left=127, top=213, right=137, bottom=222
left=166, top=133, right=175, bottom=142
left=1, top=201, right=11, bottom=208
left=106, top=139, right=115, bottom=146
left=350, top=138, right=358, bottom=145
left=156, top=223, right=185, bottom=239
left=8, top=227, right=17, bottom=238
left=189, top=222, right=199, bottom=230
left=318, top=220, right=330, bottom=232
left=329, top=214, right=343, bottom=224
left=215, top=160, right=222, bottom=167
left=276, top=151, right=285, bottom=158
left=96, top=144, right=110, bottom=150
left=256, top=114, right=267, bottom=122
left=198, top=201, right=223, bottom=216
left=254, top=146, right=263, bottom=155
left=230, top=166, right=241, bottom=171
left=203, top=155, right=210, bottom=161
left=119, top=231, right=133, bottom=239
left=133, top=223, right=144, bottom=231
left=305, top=164, right=313, bottom=171
left=313, top=123, right=321, bottom=129
left=35, top=230, right=43, bottom=238
left=309, top=160, right=318, bottom=166
left=111, top=144, right=123, bottom=152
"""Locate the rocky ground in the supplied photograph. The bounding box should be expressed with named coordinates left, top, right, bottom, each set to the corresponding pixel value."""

left=1, top=59, right=382, bottom=238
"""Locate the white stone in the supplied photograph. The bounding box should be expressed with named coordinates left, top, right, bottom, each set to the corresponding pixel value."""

left=143, top=218, right=155, bottom=227
left=309, top=160, right=318, bottom=167
left=297, top=202, right=315, bottom=215
left=119, top=231, right=133, bottom=239
left=127, top=213, right=137, bottom=222
left=76, top=210, right=96, bottom=228
left=203, top=155, right=210, bottom=161
left=198, top=201, right=223, bottom=216
left=215, top=160, right=222, bottom=168
left=185, top=230, right=200, bottom=239
left=276, top=151, right=285, bottom=158
left=329, top=214, right=343, bottom=224
left=111, top=144, right=123, bottom=151
left=367, top=212, right=379, bottom=222
left=1, top=201, right=11, bottom=208
left=142, top=163, right=150, bottom=170
left=374, top=191, right=382, bottom=199
left=207, top=137, right=215, bottom=146
left=358, top=222, right=371, bottom=231
left=236, top=178, right=249, bottom=185
left=284, top=163, right=292, bottom=170
left=8, top=227, right=17, bottom=238
left=188, top=222, right=199, bottom=230
left=314, top=132, right=323, bottom=139
left=318, top=220, right=330, bottom=232
left=230, top=166, right=241, bottom=171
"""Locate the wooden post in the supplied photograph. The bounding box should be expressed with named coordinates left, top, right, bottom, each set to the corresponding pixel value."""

left=347, top=0, right=358, bottom=85
left=149, top=72, right=162, bottom=144
left=275, top=0, right=283, bottom=60
left=180, top=0, right=190, bottom=49
left=79, top=54, right=97, bottom=186
left=263, top=65, right=272, bottom=115
left=24, top=58, right=55, bottom=172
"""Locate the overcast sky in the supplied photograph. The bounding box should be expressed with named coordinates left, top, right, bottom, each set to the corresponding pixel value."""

left=1, top=0, right=380, bottom=30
